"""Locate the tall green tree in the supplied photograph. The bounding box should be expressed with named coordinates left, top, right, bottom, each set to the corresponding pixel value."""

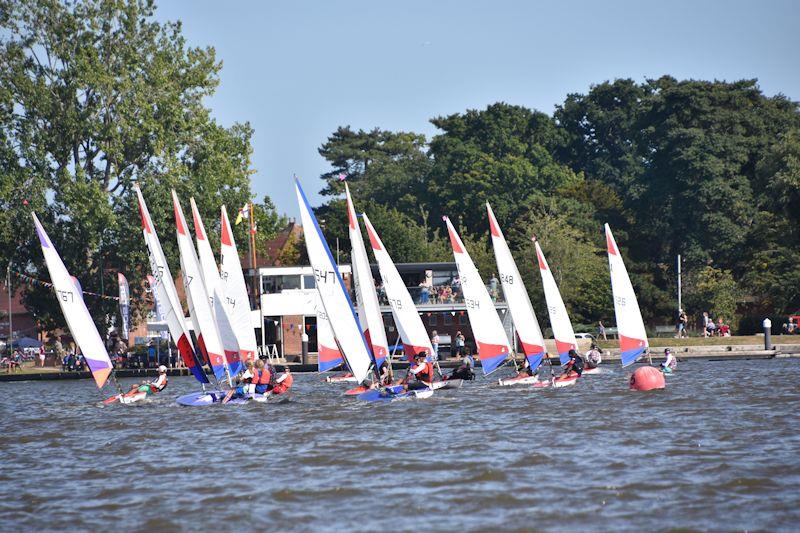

left=0, top=0, right=280, bottom=330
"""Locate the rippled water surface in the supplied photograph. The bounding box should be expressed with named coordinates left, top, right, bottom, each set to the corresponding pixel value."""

left=1, top=359, right=799, bottom=532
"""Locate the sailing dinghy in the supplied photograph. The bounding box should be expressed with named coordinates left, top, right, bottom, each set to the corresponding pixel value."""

left=32, top=214, right=124, bottom=401
left=172, top=191, right=237, bottom=406
left=295, top=178, right=373, bottom=388
left=443, top=216, right=512, bottom=376
left=134, top=184, right=208, bottom=388
left=219, top=206, right=259, bottom=365
left=605, top=224, right=650, bottom=367
left=190, top=198, right=242, bottom=376
left=486, top=204, right=550, bottom=386
left=534, top=239, right=580, bottom=388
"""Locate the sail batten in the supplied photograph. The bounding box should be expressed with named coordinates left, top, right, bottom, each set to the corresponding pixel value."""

left=605, top=224, right=649, bottom=366
left=487, top=203, right=547, bottom=370
left=444, top=216, right=511, bottom=375
left=295, top=178, right=372, bottom=383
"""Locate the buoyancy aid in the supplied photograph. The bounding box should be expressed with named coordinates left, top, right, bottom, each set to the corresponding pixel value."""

left=152, top=374, right=168, bottom=391
left=414, top=361, right=433, bottom=382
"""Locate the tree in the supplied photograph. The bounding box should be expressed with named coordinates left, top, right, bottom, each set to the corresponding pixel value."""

left=0, top=0, right=275, bottom=330
left=684, top=266, right=741, bottom=329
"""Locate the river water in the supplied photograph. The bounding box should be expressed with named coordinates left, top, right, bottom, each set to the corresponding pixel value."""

left=1, top=359, right=798, bottom=532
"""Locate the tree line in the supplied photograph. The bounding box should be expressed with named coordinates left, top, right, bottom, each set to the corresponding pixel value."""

left=314, top=79, right=800, bottom=331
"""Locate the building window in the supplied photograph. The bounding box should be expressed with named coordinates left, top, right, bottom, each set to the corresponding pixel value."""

left=458, top=313, right=467, bottom=325
left=262, top=275, right=302, bottom=294
left=428, top=314, right=437, bottom=326
left=444, top=313, right=453, bottom=325
left=302, top=275, right=316, bottom=290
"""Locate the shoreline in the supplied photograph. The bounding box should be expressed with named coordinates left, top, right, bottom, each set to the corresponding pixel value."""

left=1, top=343, right=798, bottom=382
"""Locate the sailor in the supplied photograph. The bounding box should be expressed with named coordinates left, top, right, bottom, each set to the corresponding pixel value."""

left=253, top=359, right=273, bottom=394
left=272, top=366, right=294, bottom=395
left=517, top=357, right=535, bottom=377
left=377, top=358, right=394, bottom=386
left=405, top=352, right=434, bottom=390
left=585, top=344, right=603, bottom=369
left=448, top=350, right=475, bottom=381
left=562, top=349, right=584, bottom=378
left=222, top=361, right=255, bottom=403
left=661, top=348, right=677, bottom=372
left=125, top=365, right=168, bottom=397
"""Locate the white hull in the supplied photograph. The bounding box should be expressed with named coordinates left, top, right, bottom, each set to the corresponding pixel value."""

left=498, top=375, right=540, bottom=386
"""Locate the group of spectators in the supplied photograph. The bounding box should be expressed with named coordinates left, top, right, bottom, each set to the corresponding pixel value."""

left=782, top=318, right=800, bottom=335
left=701, top=311, right=731, bottom=337
left=674, top=309, right=731, bottom=337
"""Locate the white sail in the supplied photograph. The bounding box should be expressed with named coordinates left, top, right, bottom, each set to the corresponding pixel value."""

left=134, top=184, right=208, bottom=384
left=444, top=216, right=511, bottom=375
left=316, top=303, right=343, bottom=372
left=361, top=213, right=434, bottom=360
left=534, top=240, right=578, bottom=364
left=605, top=224, right=649, bottom=366
left=172, top=190, right=230, bottom=383
left=486, top=203, right=547, bottom=369
left=295, top=178, right=372, bottom=383
left=345, top=184, right=389, bottom=368
left=32, top=213, right=113, bottom=389
left=189, top=198, right=242, bottom=375
left=219, top=205, right=258, bottom=364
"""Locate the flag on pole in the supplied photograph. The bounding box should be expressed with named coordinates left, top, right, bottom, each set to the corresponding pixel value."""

left=235, top=203, right=250, bottom=225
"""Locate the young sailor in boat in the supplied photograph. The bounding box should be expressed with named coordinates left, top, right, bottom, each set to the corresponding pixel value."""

left=561, top=349, right=584, bottom=378
left=585, top=343, right=603, bottom=369
left=377, top=358, right=394, bottom=386
left=271, top=366, right=294, bottom=395
left=124, top=365, right=168, bottom=397
left=253, top=359, right=273, bottom=394
left=405, top=352, right=434, bottom=390
left=660, top=348, right=677, bottom=373
left=222, top=360, right=256, bottom=403
left=447, top=350, right=475, bottom=381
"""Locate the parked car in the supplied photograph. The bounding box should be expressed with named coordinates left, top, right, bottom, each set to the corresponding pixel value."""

left=575, top=333, right=596, bottom=340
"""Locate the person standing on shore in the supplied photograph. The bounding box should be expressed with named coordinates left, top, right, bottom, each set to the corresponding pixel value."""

left=677, top=309, right=688, bottom=338
left=454, top=331, right=465, bottom=356
left=597, top=321, right=607, bottom=341
left=38, top=344, right=46, bottom=367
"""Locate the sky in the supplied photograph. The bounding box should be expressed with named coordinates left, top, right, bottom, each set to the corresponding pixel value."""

left=154, top=0, right=800, bottom=219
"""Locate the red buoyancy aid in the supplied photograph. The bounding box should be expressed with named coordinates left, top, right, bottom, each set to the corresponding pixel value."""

left=415, top=362, right=433, bottom=382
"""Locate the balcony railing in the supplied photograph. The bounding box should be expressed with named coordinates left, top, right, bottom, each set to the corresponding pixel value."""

left=374, top=285, right=505, bottom=306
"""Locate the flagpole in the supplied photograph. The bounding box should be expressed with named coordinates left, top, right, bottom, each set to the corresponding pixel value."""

left=248, top=202, right=257, bottom=307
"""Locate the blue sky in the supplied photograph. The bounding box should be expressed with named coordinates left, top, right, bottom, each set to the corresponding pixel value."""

left=154, top=0, right=799, bottom=219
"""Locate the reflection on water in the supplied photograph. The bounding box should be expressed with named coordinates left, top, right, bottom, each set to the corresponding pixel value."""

left=1, top=359, right=799, bottom=531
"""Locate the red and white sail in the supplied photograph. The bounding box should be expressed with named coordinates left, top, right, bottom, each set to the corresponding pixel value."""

left=345, top=184, right=389, bottom=368
left=605, top=224, right=649, bottom=366
left=134, top=184, right=207, bottom=384
left=172, top=190, right=230, bottom=383
left=220, top=205, right=258, bottom=364
left=444, top=216, right=511, bottom=375
left=361, top=213, right=434, bottom=360
left=32, top=213, right=113, bottom=389
left=534, top=240, right=577, bottom=365
left=486, top=204, right=547, bottom=370
left=295, top=178, right=372, bottom=383
left=190, top=198, right=242, bottom=375
left=316, top=304, right=344, bottom=372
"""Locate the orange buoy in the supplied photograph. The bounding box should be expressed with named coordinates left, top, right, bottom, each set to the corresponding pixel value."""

left=630, top=366, right=666, bottom=391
